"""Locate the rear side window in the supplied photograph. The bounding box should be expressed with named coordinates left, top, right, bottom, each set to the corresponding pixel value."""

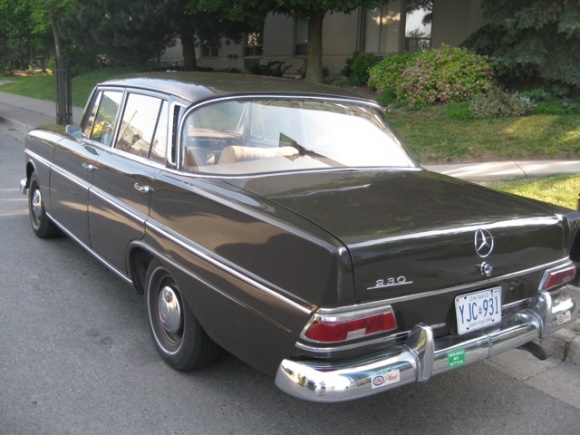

left=85, top=90, right=123, bottom=146
left=115, top=93, right=164, bottom=159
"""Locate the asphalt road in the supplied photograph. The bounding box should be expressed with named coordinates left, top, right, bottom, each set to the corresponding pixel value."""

left=1, top=123, right=579, bottom=434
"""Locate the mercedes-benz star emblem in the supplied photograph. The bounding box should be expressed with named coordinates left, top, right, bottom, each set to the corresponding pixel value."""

left=474, top=229, right=494, bottom=258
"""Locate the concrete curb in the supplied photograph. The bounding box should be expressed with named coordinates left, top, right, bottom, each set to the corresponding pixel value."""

left=537, top=320, right=580, bottom=366
left=536, top=285, right=580, bottom=366
left=424, top=160, right=580, bottom=182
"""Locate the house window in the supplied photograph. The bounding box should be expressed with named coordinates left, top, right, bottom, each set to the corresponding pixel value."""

left=405, top=0, right=432, bottom=51
left=295, top=19, right=308, bottom=56
left=364, top=1, right=402, bottom=54
left=244, top=32, right=263, bottom=57
left=201, top=42, right=219, bottom=58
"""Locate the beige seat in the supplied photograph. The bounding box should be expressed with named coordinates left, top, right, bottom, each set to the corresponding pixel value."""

left=218, top=145, right=299, bottom=165
left=184, top=147, right=215, bottom=167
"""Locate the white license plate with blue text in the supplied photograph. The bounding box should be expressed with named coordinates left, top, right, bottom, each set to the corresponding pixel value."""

left=455, top=287, right=502, bottom=335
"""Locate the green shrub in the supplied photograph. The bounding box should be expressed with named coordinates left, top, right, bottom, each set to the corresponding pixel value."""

left=376, top=88, right=397, bottom=107
left=532, top=99, right=580, bottom=115
left=469, top=88, right=532, bottom=119
left=342, top=52, right=380, bottom=86
left=331, top=76, right=349, bottom=88
left=368, top=52, right=415, bottom=91
left=396, top=45, right=495, bottom=108
left=520, top=89, right=580, bottom=115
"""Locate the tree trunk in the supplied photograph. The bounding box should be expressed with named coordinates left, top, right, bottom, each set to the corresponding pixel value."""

left=50, top=13, right=64, bottom=60
left=306, top=13, right=324, bottom=83
left=180, top=25, right=197, bottom=71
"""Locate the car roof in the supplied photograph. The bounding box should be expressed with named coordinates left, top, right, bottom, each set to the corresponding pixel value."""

left=100, top=72, right=371, bottom=105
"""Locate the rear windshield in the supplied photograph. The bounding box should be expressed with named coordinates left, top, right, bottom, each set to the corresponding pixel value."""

left=180, top=98, right=415, bottom=175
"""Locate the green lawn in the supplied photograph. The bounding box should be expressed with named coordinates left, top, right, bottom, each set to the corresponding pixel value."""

left=1, top=71, right=121, bottom=107
left=388, top=109, right=580, bottom=164
left=488, top=174, right=580, bottom=210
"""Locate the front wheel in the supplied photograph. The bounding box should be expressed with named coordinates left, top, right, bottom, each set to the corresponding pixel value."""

left=28, top=172, right=60, bottom=238
left=145, top=259, right=220, bottom=371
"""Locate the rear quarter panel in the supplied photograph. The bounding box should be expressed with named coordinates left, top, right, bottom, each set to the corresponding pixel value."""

left=142, top=172, right=353, bottom=375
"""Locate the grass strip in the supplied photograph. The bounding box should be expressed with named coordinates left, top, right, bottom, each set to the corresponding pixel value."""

left=487, top=174, right=580, bottom=210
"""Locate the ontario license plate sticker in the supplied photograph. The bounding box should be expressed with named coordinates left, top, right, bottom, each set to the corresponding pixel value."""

left=455, top=287, right=502, bottom=335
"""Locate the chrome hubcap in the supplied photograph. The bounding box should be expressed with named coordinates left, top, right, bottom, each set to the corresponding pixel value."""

left=31, top=189, right=43, bottom=221
left=158, top=286, right=182, bottom=334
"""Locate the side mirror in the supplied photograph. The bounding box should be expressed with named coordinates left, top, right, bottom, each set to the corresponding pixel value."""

left=65, top=124, right=82, bottom=139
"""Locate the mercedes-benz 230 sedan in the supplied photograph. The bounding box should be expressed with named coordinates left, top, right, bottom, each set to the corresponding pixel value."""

left=20, top=73, right=580, bottom=402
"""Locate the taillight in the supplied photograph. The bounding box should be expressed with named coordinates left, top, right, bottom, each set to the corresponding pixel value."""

left=302, top=306, right=397, bottom=343
left=539, top=263, right=577, bottom=291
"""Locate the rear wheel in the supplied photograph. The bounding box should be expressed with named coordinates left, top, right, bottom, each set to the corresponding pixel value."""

left=28, top=172, right=60, bottom=238
left=145, top=259, right=220, bottom=370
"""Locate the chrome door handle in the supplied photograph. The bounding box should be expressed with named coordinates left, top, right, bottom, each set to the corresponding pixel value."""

left=134, top=183, right=152, bottom=194
left=82, top=162, right=97, bottom=172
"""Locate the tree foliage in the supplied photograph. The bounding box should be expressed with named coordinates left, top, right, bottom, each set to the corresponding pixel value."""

left=0, top=0, right=67, bottom=68
left=463, top=0, right=580, bottom=94
left=61, top=0, right=176, bottom=68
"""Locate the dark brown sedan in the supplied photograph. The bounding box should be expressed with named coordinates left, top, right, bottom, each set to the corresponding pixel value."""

left=20, top=72, right=580, bottom=401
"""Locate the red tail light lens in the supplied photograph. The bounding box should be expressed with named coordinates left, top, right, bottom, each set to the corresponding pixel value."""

left=539, top=263, right=577, bottom=290
left=303, top=308, right=397, bottom=343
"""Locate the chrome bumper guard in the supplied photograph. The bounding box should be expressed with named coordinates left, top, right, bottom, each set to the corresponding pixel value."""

left=275, top=287, right=578, bottom=402
left=19, top=178, right=28, bottom=195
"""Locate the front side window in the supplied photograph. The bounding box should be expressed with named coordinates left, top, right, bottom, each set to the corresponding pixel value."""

left=181, top=98, right=415, bottom=175
left=87, top=90, right=123, bottom=146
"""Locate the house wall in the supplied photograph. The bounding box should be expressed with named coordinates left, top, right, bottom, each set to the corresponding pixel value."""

left=158, top=0, right=484, bottom=75
left=261, top=12, right=361, bottom=75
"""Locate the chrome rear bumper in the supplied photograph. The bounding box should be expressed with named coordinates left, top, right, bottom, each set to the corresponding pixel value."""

left=275, top=287, right=578, bottom=402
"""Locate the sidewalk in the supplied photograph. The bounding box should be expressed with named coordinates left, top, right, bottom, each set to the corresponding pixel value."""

left=1, top=90, right=580, bottom=371
left=0, top=91, right=84, bottom=136
left=426, top=160, right=580, bottom=182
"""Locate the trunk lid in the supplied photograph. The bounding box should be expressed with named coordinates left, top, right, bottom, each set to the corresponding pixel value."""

left=229, top=170, right=565, bottom=302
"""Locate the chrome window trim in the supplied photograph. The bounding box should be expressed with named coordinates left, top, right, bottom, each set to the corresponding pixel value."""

left=82, top=85, right=182, bottom=169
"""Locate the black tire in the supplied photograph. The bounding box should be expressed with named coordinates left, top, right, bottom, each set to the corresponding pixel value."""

left=28, top=172, right=60, bottom=238
left=145, top=259, right=220, bottom=371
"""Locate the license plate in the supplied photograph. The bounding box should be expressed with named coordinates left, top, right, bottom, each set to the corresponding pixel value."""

left=455, top=287, right=502, bottom=335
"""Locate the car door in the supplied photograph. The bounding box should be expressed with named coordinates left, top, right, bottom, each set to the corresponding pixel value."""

left=49, top=89, right=123, bottom=246
left=88, top=91, right=169, bottom=274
